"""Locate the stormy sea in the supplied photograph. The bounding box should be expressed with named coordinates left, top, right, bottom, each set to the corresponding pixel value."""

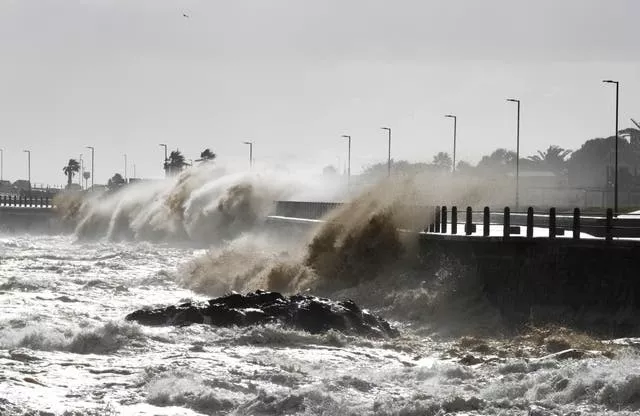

left=2, top=164, right=640, bottom=416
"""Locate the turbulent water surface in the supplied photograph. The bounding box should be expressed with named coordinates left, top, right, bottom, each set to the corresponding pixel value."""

left=2, top=171, right=640, bottom=415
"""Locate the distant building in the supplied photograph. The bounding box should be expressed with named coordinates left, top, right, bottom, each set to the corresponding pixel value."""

left=507, top=170, right=568, bottom=188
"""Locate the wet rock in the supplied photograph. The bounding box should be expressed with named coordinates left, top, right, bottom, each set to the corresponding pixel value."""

left=460, top=354, right=484, bottom=365
left=545, top=337, right=572, bottom=353
left=442, top=396, right=484, bottom=412
left=528, top=405, right=554, bottom=416
left=126, top=290, right=399, bottom=338
left=534, top=348, right=608, bottom=361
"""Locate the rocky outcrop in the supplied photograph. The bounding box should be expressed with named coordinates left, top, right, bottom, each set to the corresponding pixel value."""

left=126, top=290, right=398, bottom=338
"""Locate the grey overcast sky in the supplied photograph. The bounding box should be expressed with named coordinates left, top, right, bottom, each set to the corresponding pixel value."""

left=1, top=0, right=639, bottom=184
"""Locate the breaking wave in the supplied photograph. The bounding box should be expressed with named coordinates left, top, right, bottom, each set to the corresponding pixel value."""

left=58, top=164, right=341, bottom=244
left=176, top=176, right=506, bottom=335
left=0, top=321, right=145, bottom=354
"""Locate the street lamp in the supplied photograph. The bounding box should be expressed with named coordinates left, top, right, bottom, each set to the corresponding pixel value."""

left=124, top=154, right=128, bottom=182
left=0, top=148, right=3, bottom=182
left=79, top=154, right=83, bottom=188
left=159, top=143, right=168, bottom=176
left=341, top=135, right=351, bottom=181
left=380, top=127, right=391, bottom=177
left=507, top=99, right=521, bottom=209
left=444, top=115, right=457, bottom=173
left=603, top=79, right=620, bottom=215
left=23, top=150, right=31, bottom=196
left=243, top=141, right=253, bottom=169
left=85, top=146, right=94, bottom=189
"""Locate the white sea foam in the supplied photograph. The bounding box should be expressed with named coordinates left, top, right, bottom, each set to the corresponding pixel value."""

left=0, top=321, right=144, bottom=354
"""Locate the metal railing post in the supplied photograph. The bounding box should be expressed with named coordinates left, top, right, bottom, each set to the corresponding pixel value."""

left=503, top=207, right=510, bottom=239
left=483, top=207, right=490, bottom=237
left=465, top=206, right=473, bottom=235
left=451, top=206, right=457, bottom=235
left=526, top=207, right=534, bottom=238
left=441, top=206, right=448, bottom=234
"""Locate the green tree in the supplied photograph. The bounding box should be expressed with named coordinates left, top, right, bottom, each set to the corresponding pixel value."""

left=198, top=148, right=216, bottom=162
left=107, top=173, right=126, bottom=191
left=360, top=160, right=433, bottom=178
left=322, top=165, right=338, bottom=176
left=432, top=152, right=452, bottom=172
left=455, top=160, right=474, bottom=173
left=567, top=135, right=637, bottom=189
left=62, top=159, right=80, bottom=189
left=477, top=148, right=517, bottom=174
left=164, top=150, right=187, bottom=176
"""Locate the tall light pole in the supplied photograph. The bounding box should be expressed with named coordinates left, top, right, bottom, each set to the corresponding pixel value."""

left=381, top=127, right=391, bottom=177
left=507, top=99, right=521, bottom=209
left=79, top=154, right=83, bottom=188
left=133, top=163, right=136, bottom=179
left=445, top=114, right=457, bottom=173
left=603, top=80, right=620, bottom=215
left=159, top=143, right=168, bottom=176
left=23, top=150, right=31, bottom=195
left=0, top=148, right=3, bottom=182
left=243, top=141, right=253, bottom=169
left=85, top=146, right=94, bottom=189
left=124, top=154, right=128, bottom=182
left=341, top=135, right=351, bottom=182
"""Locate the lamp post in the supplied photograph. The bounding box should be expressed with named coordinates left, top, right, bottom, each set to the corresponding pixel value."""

left=507, top=99, right=521, bottom=209
left=603, top=80, right=620, bottom=215
left=159, top=143, right=168, bottom=176
left=380, top=127, right=391, bottom=177
left=341, top=135, right=351, bottom=182
left=23, top=150, right=31, bottom=196
left=85, top=146, right=94, bottom=189
left=444, top=114, right=457, bottom=173
left=79, top=154, right=83, bottom=188
left=124, top=154, right=128, bottom=182
left=0, top=148, right=3, bottom=182
left=243, top=141, right=253, bottom=169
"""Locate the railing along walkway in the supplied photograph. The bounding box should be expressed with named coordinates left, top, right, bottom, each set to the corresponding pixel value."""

left=0, top=195, right=53, bottom=208
left=429, top=206, right=640, bottom=241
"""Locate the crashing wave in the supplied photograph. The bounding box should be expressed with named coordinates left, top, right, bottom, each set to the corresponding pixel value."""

left=56, top=164, right=341, bottom=244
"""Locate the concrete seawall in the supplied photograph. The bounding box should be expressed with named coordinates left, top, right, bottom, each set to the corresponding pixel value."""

left=419, top=235, right=640, bottom=335
left=265, top=215, right=640, bottom=335
left=0, top=207, right=59, bottom=233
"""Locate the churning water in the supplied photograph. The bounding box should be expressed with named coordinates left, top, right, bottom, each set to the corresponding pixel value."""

left=2, top=167, right=640, bottom=415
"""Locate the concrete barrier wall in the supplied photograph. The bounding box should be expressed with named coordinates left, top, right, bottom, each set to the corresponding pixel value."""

left=0, top=207, right=60, bottom=233
left=265, top=214, right=640, bottom=335
left=419, top=235, right=640, bottom=335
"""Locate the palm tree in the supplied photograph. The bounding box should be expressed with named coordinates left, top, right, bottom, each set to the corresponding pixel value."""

left=164, top=150, right=187, bottom=176
left=62, top=159, right=80, bottom=189
left=198, top=148, right=216, bottom=162
left=527, top=145, right=572, bottom=173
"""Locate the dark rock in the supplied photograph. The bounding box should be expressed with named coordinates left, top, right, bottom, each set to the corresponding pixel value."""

left=126, top=290, right=399, bottom=338
left=460, top=354, right=484, bottom=365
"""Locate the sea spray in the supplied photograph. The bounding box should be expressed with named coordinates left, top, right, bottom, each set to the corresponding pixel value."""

left=57, top=165, right=339, bottom=243
left=175, top=175, right=516, bottom=335
left=178, top=177, right=429, bottom=295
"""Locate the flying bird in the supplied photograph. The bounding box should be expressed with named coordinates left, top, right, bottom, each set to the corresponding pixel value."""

left=182, top=13, right=190, bottom=18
